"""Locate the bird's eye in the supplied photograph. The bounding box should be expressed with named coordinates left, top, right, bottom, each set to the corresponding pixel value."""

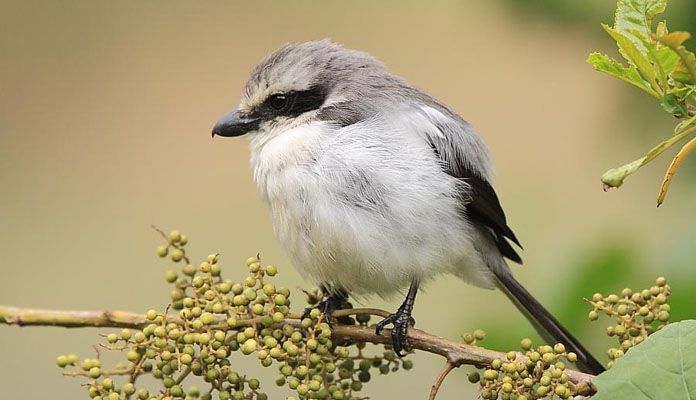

left=268, top=94, right=289, bottom=111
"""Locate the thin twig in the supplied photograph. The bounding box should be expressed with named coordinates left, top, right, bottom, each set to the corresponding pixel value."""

left=428, top=361, right=456, bottom=400
left=657, top=135, right=696, bottom=206
left=0, top=304, right=597, bottom=396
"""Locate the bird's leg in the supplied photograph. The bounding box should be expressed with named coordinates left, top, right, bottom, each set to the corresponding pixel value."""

left=302, top=285, right=352, bottom=324
left=375, top=281, right=419, bottom=356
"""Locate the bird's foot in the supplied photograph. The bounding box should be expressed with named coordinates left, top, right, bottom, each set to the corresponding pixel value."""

left=375, top=306, right=416, bottom=357
left=302, top=292, right=353, bottom=325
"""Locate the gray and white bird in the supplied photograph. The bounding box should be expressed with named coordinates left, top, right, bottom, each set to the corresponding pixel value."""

left=212, top=39, right=603, bottom=374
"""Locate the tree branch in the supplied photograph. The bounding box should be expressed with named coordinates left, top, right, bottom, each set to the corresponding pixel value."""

left=0, top=304, right=597, bottom=397
left=428, top=361, right=456, bottom=400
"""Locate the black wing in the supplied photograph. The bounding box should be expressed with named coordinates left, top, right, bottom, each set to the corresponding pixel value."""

left=425, top=127, right=522, bottom=264
left=463, top=173, right=523, bottom=263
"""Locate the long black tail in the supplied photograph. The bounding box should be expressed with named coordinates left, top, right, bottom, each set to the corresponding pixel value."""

left=493, top=270, right=605, bottom=375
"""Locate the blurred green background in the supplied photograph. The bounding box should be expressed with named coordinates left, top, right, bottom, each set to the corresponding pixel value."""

left=2, top=1, right=696, bottom=398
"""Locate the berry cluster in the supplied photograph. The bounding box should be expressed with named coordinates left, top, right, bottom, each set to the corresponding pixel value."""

left=56, top=229, right=413, bottom=400
left=586, top=276, right=671, bottom=367
left=469, top=339, right=579, bottom=400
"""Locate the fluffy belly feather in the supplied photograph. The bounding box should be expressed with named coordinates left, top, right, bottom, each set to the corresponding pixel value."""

left=249, top=121, right=497, bottom=297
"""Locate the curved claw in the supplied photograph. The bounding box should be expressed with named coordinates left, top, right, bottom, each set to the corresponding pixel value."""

left=375, top=311, right=414, bottom=356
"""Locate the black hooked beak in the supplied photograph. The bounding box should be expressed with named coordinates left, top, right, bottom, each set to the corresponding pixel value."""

left=211, top=109, right=260, bottom=137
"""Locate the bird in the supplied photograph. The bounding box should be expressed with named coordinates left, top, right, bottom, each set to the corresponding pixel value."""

left=212, top=39, right=604, bottom=374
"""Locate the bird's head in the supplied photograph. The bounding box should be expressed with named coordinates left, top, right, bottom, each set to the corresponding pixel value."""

left=211, top=39, right=393, bottom=139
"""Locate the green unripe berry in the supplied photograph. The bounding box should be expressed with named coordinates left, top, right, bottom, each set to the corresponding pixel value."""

left=658, top=310, right=670, bottom=322
left=274, top=294, right=287, bottom=306
left=242, top=339, right=257, bottom=355
left=170, top=385, right=183, bottom=397
left=287, top=377, right=300, bottom=389
left=198, top=261, right=211, bottom=273
left=248, top=262, right=261, bottom=273
left=462, top=333, right=474, bottom=344
left=402, top=359, right=413, bottom=370
left=616, top=304, right=628, bottom=316
left=542, top=352, right=555, bottom=363
left=154, top=326, right=166, bottom=338
left=656, top=276, right=667, bottom=286
left=126, top=350, right=140, bottom=362
left=554, top=343, right=566, bottom=354
left=232, top=295, right=246, bottom=306
left=171, top=249, right=184, bottom=262
left=656, top=293, right=667, bottom=305
left=272, top=312, right=284, bottom=323
left=168, top=230, right=182, bottom=243
left=120, top=328, right=131, bottom=340
left=179, top=353, right=193, bottom=365
left=482, top=369, right=498, bottom=380
left=265, top=265, right=278, bottom=276
left=520, top=338, right=532, bottom=350
left=146, top=309, right=158, bottom=320
left=296, top=365, right=309, bottom=378
left=164, top=270, right=178, bottom=283
left=157, top=245, right=169, bottom=258
left=218, top=282, right=232, bottom=294
left=244, top=276, right=256, bottom=287
left=121, top=383, right=135, bottom=395
left=356, top=313, right=370, bottom=324
left=567, top=352, right=577, bottom=363
left=88, top=367, right=101, bottom=378
left=251, top=303, right=264, bottom=315
left=200, top=312, right=214, bottom=325
left=56, top=355, right=70, bottom=368
left=182, top=263, right=196, bottom=276
left=231, top=283, right=243, bottom=295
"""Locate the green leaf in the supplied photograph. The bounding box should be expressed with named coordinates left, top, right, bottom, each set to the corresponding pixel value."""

left=593, top=320, right=696, bottom=400
left=587, top=52, right=654, bottom=94
left=614, top=0, right=667, bottom=51
left=658, top=32, right=696, bottom=85
left=661, top=94, right=689, bottom=117
left=604, top=24, right=661, bottom=96
left=649, top=46, right=680, bottom=88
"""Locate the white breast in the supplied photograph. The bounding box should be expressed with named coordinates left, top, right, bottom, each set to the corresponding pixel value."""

left=249, top=117, right=496, bottom=298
